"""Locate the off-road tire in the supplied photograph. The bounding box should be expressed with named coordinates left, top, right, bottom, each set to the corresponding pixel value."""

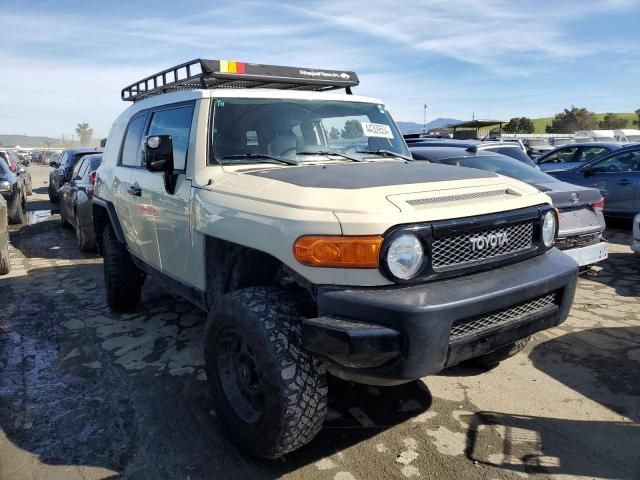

left=0, top=242, right=10, bottom=275
left=471, top=336, right=531, bottom=369
left=103, top=223, right=144, bottom=311
left=48, top=183, right=59, bottom=203
left=75, top=211, right=95, bottom=252
left=205, top=287, right=327, bottom=459
left=7, top=194, right=26, bottom=225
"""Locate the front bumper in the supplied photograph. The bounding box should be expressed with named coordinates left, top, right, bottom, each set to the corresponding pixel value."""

left=303, top=248, right=577, bottom=385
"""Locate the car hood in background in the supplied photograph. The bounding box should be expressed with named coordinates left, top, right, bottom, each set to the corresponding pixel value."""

left=534, top=181, right=602, bottom=208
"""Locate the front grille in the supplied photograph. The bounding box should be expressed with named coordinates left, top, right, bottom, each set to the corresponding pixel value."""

left=450, top=291, right=559, bottom=340
left=432, top=221, right=534, bottom=271
left=407, top=189, right=510, bottom=207
left=556, top=232, right=601, bottom=250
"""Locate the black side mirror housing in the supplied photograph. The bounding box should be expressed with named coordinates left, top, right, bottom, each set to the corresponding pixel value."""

left=583, top=168, right=593, bottom=177
left=49, top=160, right=58, bottom=167
left=143, top=135, right=177, bottom=194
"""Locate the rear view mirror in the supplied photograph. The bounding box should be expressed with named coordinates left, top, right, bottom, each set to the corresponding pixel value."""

left=143, top=135, right=177, bottom=194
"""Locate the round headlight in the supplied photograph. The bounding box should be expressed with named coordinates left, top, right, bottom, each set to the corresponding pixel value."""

left=386, top=234, right=424, bottom=280
left=541, top=210, right=557, bottom=247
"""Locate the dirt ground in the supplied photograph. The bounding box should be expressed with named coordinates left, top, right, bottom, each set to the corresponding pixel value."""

left=0, top=164, right=638, bottom=480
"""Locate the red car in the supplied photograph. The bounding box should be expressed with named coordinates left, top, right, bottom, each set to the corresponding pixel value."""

left=0, top=151, right=18, bottom=173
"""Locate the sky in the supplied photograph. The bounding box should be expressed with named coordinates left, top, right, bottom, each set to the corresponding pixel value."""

left=1, top=0, right=639, bottom=138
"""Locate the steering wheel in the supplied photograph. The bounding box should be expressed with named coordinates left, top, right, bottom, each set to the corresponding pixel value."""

left=278, top=147, right=297, bottom=159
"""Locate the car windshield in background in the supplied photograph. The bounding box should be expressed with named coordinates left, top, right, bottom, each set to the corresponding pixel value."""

left=211, top=98, right=410, bottom=164
left=527, top=140, right=549, bottom=146
left=624, top=135, right=640, bottom=141
left=438, top=154, right=559, bottom=185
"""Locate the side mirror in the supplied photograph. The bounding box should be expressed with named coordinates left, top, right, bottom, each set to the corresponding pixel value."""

left=49, top=160, right=58, bottom=167
left=17, top=166, right=26, bottom=175
left=583, top=168, right=593, bottom=177
left=143, top=135, right=177, bottom=194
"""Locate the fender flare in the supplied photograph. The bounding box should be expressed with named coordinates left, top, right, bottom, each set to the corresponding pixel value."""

left=92, top=196, right=126, bottom=244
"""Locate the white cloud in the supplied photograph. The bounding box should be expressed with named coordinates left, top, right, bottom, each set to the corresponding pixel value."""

left=0, top=0, right=637, bottom=135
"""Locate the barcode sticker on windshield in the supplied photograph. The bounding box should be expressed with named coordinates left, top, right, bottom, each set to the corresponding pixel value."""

left=361, top=122, right=394, bottom=139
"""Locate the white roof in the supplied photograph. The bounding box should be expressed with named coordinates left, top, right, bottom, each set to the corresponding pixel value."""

left=614, top=129, right=640, bottom=135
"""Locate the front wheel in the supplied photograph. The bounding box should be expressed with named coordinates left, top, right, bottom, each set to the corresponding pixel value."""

left=470, top=337, right=531, bottom=369
left=0, top=239, right=10, bottom=275
left=7, top=194, right=26, bottom=224
left=205, top=287, right=327, bottom=459
left=48, top=183, right=59, bottom=203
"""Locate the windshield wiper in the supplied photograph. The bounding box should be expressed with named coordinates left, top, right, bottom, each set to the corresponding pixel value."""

left=356, top=149, right=414, bottom=161
left=297, top=150, right=363, bottom=162
left=220, top=153, right=298, bottom=166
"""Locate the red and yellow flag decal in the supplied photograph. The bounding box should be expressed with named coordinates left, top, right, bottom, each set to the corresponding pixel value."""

left=219, top=60, right=246, bottom=74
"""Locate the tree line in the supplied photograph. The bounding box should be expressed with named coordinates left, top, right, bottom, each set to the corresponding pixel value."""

left=502, top=107, right=640, bottom=134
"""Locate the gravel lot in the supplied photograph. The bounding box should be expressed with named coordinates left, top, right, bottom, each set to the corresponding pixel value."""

left=1, top=164, right=639, bottom=480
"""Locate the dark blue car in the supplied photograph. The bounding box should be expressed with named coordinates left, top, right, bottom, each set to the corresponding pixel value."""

left=535, top=142, right=625, bottom=172
left=547, top=144, right=640, bottom=218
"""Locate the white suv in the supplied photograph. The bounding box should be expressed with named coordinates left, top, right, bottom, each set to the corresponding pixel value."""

left=93, top=59, right=578, bottom=458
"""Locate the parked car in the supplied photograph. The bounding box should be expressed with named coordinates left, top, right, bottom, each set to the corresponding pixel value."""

left=573, top=130, right=617, bottom=142
left=59, top=154, right=102, bottom=251
left=547, top=144, right=640, bottom=218
left=0, top=156, right=27, bottom=224
left=403, top=138, right=537, bottom=167
left=1, top=150, right=32, bottom=195
left=550, top=137, right=574, bottom=147
left=535, top=142, right=624, bottom=172
left=632, top=214, right=640, bottom=254
left=410, top=146, right=608, bottom=267
left=0, top=195, right=10, bottom=274
left=92, top=58, right=577, bottom=459
left=523, top=138, right=554, bottom=158
left=614, top=129, right=640, bottom=143
left=48, top=148, right=103, bottom=203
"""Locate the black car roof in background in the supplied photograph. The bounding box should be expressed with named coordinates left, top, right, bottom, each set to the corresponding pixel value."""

left=64, top=148, right=104, bottom=155
left=409, top=146, right=506, bottom=161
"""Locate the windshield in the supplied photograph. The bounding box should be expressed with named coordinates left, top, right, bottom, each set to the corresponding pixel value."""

left=624, top=135, right=640, bottom=142
left=438, top=154, right=559, bottom=185
left=210, top=98, right=409, bottom=164
left=527, top=139, right=549, bottom=146
left=596, top=137, right=616, bottom=142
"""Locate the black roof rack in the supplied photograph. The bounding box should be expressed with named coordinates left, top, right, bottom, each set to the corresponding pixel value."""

left=121, top=59, right=359, bottom=102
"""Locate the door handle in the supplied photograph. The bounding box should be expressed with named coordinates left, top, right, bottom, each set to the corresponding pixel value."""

left=618, top=179, right=631, bottom=186
left=127, top=185, right=142, bottom=196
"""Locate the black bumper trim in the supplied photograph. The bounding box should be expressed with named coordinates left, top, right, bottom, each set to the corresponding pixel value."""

left=310, top=248, right=577, bottom=384
left=303, top=317, right=402, bottom=368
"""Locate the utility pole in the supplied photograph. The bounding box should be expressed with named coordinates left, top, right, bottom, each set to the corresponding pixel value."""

left=423, top=104, right=428, bottom=133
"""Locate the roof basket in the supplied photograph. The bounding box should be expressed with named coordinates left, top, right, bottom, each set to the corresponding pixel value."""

left=121, top=59, right=359, bottom=102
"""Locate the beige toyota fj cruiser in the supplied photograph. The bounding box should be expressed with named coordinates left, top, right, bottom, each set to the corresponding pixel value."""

left=93, top=59, right=578, bottom=458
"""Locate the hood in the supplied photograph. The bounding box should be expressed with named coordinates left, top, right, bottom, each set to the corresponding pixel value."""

left=535, top=182, right=602, bottom=208
left=209, top=161, right=550, bottom=223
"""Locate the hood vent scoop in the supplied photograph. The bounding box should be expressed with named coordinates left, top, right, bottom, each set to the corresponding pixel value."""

left=406, top=188, right=516, bottom=207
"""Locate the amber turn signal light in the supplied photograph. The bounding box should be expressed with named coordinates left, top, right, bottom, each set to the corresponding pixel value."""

left=293, top=235, right=383, bottom=268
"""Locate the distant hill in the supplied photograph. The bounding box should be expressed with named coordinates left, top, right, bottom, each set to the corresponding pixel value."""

left=531, top=112, right=637, bottom=134
left=0, top=134, right=101, bottom=148
left=396, top=118, right=462, bottom=134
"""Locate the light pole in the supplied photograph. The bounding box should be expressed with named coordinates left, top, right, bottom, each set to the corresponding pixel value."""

left=423, top=104, right=428, bottom=133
